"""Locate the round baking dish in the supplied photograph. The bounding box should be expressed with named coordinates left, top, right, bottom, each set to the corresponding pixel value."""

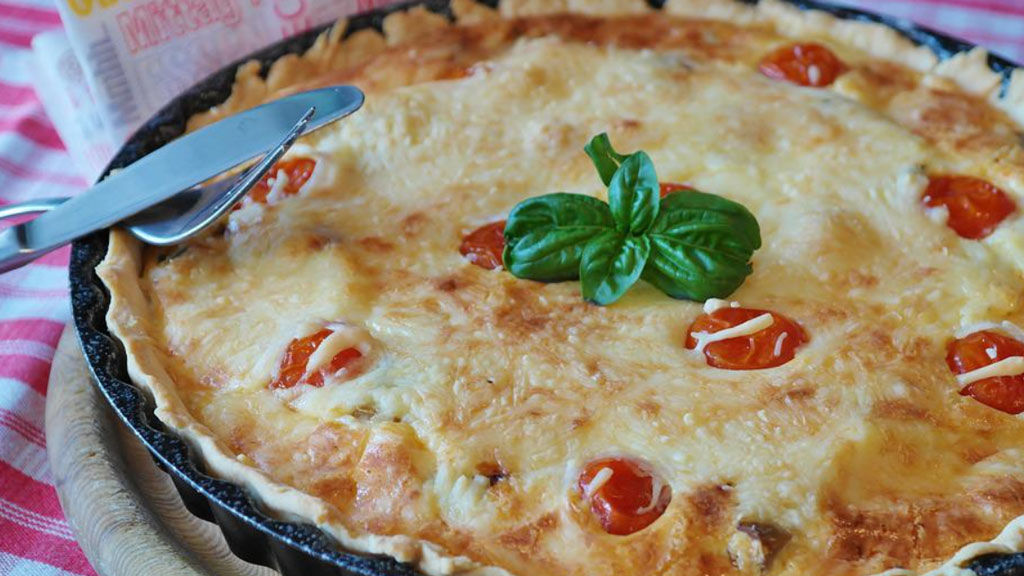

left=69, top=1, right=1024, bottom=575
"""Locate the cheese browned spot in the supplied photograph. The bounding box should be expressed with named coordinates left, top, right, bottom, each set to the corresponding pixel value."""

left=98, top=3, right=1024, bottom=576
left=729, top=521, right=791, bottom=573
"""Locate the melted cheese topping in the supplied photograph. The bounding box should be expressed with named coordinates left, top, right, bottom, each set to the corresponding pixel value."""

left=956, top=321, right=1024, bottom=342
left=98, top=10, right=1024, bottom=576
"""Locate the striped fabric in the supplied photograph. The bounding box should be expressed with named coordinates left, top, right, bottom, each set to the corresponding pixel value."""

left=835, top=0, right=1024, bottom=61
left=0, top=1, right=1022, bottom=574
left=1, top=0, right=92, bottom=573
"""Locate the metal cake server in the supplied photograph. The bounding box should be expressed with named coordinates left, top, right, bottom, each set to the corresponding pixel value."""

left=0, top=86, right=365, bottom=274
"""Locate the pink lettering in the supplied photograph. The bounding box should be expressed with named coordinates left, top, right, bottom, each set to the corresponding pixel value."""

left=117, top=8, right=154, bottom=54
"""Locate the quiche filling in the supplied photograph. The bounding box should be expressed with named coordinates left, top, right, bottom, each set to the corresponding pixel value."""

left=98, top=1, right=1024, bottom=575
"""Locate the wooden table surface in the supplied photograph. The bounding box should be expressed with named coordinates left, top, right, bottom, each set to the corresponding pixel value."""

left=45, top=325, right=277, bottom=576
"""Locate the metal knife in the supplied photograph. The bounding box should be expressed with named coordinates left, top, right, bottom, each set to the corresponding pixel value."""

left=0, top=86, right=364, bottom=274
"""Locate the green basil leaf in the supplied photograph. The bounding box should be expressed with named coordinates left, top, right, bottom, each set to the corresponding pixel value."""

left=642, top=190, right=761, bottom=301
left=503, top=193, right=615, bottom=281
left=642, top=241, right=751, bottom=301
left=608, top=151, right=660, bottom=235
left=657, top=189, right=762, bottom=250
left=583, top=133, right=627, bottom=187
left=580, top=232, right=651, bottom=305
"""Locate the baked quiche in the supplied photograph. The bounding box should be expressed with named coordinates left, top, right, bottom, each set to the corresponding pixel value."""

left=97, top=0, right=1024, bottom=574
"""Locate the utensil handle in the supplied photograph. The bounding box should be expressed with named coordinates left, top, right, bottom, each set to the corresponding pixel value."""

left=0, top=198, right=68, bottom=219
left=0, top=198, right=69, bottom=274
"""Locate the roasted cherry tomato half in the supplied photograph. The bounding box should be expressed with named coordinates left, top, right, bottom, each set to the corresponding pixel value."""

left=248, top=157, right=317, bottom=205
left=685, top=307, right=808, bottom=370
left=460, top=220, right=506, bottom=270
left=577, top=457, right=671, bottom=536
left=271, top=328, right=363, bottom=389
left=947, top=330, right=1024, bottom=415
left=659, top=182, right=693, bottom=198
left=923, top=175, right=1016, bottom=240
left=759, top=43, right=846, bottom=87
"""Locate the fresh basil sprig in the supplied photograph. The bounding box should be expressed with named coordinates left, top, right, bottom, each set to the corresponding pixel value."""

left=503, top=133, right=761, bottom=305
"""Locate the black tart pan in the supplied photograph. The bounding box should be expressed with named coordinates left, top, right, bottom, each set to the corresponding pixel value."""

left=70, top=1, right=1024, bottom=574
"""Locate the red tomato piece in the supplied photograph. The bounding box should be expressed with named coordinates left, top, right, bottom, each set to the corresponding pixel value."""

left=659, top=182, right=693, bottom=198
left=685, top=307, right=808, bottom=370
left=437, top=64, right=474, bottom=80
left=577, top=457, right=671, bottom=536
left=248, top=157, right=317, bottom=205
left=923, top=175, right=1016, bottom=240
left=460, top=220, right=506, bottom=270
left=759, top=43, right=846, bottom=87
left=270, top=328, right=363, bottom=389
left=947, top=330, right=1024, bottom=415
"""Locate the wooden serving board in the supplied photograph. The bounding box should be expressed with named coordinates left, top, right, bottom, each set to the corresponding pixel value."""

left=45, top=325, right=278, bottom=576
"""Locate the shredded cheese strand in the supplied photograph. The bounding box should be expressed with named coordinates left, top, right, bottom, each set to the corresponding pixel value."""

left=583, top=467, right=614, bottom=499
left=956, top=356, right=1024, bottom=387
left=305, top=325, right=363, bottom=376
left=773, top=332, right=788, bottom=358
left=693, top=313, right=774, bottom=353
left=635, top=474, right=666, bottom=515
left=807, top=64, right=822, bottom=85
left=703, top=298, right=737, bottom=314
left=264, top=169, right=290, bottom=203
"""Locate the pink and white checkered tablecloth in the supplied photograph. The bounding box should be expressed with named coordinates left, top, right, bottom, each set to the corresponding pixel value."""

left=1, top=1, right=1023, bottom=575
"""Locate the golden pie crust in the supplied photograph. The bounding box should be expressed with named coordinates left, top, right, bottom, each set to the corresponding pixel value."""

left=98, top=1, right=1024, bottom=574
